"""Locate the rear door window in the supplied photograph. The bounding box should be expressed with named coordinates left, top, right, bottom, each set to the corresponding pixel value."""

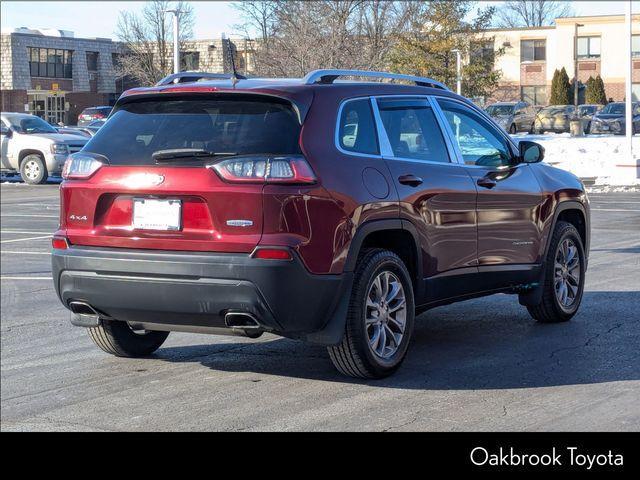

left=82, top=95, right=302, bottom=165
left=337, top=98, right=379, bottom=155
left=377, top=99, right=450, bottom=163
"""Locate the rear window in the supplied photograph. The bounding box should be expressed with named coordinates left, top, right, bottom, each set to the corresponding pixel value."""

left=82, top=96, right=301, bottom=165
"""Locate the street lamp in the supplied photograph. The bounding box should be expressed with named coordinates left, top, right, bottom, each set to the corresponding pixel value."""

left=573, top=23, right=584, bottom=107
left=451, top=49, right=462, bottom=95
left=164, top=9, right=181, bottom=74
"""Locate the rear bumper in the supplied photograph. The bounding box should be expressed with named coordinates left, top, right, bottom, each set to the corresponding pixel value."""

left=52, top=246, right=351, bottom=344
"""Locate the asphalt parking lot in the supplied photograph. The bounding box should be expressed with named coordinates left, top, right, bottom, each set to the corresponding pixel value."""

left=1, top=182, right=639, bottom=431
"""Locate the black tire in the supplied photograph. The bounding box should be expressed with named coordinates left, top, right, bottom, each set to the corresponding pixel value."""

left=527, top=221, right=585, bottom=323
left=328, top=248, right=415, bottom=379
left=509, top=124, right=517, bottom=134
left=20, top=153, right=48, bottom=185
left=87, top=319, right=169, bottom=357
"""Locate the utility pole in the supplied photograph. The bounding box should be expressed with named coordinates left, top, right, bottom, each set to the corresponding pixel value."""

left=573, top=23, right=583, bottom=106
left=625, top=2, right=633, bottom=164
left=452, top=49, right=462, bottom=95
left=164, top=9, right=180, bottom=74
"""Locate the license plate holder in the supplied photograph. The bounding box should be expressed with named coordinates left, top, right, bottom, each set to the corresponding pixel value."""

left=132, top=198, right=181, bottom=231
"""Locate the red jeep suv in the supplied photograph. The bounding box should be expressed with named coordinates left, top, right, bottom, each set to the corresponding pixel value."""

left=52, top=70, right=590, bottom=378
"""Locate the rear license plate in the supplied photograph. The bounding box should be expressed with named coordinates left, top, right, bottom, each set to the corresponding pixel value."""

left=601, top=125, right=609, bottom=131
left=132, top=198, right=181, bottom=231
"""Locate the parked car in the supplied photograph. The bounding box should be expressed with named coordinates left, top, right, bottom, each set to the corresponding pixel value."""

left=576, top=104, right=603, bottom=133
left=77, top=106, right=111, bottom=126
left=485, top=101, right=536, bottom=134
left=534, top=105, right=576, bottom=133
left=55, top=126, right=93, bottom=138
left=1, top=112, right=88, bottom=184
left=52, top=70, right=590, bottom=379
left=589, top=102, right=640, bottom=135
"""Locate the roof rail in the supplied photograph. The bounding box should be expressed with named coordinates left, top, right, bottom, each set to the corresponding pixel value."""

left=156, top=71, right=247, bottom=86
left=302, top=69, right=450, bottom=90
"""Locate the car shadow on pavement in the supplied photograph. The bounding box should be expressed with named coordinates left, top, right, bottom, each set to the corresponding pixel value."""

left=154, top=291, right=639, bottom=389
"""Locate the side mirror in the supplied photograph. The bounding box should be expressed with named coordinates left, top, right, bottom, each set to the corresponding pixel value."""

left=519, top=140, right=544, bottom=163
left=1, top=128, right=12, bottom=138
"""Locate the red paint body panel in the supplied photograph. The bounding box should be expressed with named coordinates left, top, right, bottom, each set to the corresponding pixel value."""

left=59, top=80, right=590, bottom=282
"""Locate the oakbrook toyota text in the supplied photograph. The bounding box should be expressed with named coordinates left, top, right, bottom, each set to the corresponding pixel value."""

left=470, top=447, right=624, bottom=469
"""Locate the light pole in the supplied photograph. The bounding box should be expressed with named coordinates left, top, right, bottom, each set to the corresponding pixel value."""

left=573, top=23, right=583, bottom=106
left=451, top=49, right=462, bottom=95
left=164, top=9, right=180, bottom=74
left=624, top=1, right=633, bottom=172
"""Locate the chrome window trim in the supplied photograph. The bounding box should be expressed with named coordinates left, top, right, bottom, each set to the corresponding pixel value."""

left=334, top=96, right=383, bottom=159
left=430, top=95, right=522, bottom=170
left=371, top=95, right=455, bottom=165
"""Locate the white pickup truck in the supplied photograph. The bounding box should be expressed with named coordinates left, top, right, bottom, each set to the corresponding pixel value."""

left=1, top=112, right=88, bottom=184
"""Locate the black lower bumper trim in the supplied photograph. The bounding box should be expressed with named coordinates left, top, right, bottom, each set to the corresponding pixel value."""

left=52, top=246, right=350, bottom=344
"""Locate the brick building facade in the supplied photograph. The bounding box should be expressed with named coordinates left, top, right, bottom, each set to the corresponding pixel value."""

left=1, top=28, right=250, bottom=125
left=481, top=14, right=640, bottom=106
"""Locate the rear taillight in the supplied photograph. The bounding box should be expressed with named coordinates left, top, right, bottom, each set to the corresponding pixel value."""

left=209, top=155, right=316, bottom=184
left=62, top=152, right=106, bottom=180
left=52, top=237, right=68, bottom=250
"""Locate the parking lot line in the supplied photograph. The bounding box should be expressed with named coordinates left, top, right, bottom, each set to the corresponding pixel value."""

left=0, top=250, right=50, bottom=255
left=1, top=235, right=52, bottom=244
left=0, top=214, right=59, bottom=218
left=1, top=230, right=53, bottom=234
left=591, top=208, right=640, bottom=212
left=0, top=276, right=52, bottom=280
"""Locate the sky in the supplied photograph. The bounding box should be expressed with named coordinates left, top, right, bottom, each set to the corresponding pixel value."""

left=0, top=1, right=636, bottom=41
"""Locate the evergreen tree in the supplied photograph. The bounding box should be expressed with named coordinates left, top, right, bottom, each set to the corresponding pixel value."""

left=585, top=75, right=607, bottom=105
left=550, top=67, right=571, bottom=105
left=584, top=76, right=595, bottom=103
left=387, top=0, right=504, bottom=99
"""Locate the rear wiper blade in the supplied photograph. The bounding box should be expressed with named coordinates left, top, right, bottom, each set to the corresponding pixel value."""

left=152, top=149, right=238, bottom=162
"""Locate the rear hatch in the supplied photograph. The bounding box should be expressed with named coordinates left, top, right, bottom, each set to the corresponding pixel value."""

left=59, top=93, right=305, bottom=253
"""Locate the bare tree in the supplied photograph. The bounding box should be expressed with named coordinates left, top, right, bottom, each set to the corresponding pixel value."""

left=233, top=1, right=277, bottom=44
left=115, top=1, right=195, bottom=85
left=496, top=0, right=574, bottom=28
left=234, top=0, right=421, bottom=77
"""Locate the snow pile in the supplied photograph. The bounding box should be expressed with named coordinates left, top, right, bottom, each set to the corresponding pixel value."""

left=512, top=133, right=639, bottom=186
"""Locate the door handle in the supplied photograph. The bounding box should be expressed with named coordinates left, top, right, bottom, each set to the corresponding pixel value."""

left=398, top=174, right=423, bottom=187
left=477, top=176, right=497, bottom=189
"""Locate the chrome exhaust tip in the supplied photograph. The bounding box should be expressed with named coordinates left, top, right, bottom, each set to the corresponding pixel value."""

left=224, top=312, right=261, bottom=329
left=68, top=301, right=101, bottom=328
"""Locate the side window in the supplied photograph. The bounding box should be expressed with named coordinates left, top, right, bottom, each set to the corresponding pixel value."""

left=437, top=98, right=513, bottom=167
left=377, top=100, right=450, bottom=163
left=337, top=99, right=379, bottom=155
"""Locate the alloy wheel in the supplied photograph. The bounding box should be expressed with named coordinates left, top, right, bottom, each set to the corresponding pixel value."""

left=24, top=160, right=41, bottom=181
left=554, top=238, right=581, bottom=309
left=365, top=270, right=407, bottom=359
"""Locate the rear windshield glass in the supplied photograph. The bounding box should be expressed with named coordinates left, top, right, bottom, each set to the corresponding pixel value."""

left=486, top=105, right=514, bottom=116
left=82, top=96, right=302, bottom=165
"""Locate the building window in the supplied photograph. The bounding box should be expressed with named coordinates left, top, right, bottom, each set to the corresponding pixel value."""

left=577, top=36, right=601, bottom=59
left=632, top=84, right=640, bottom=102
left=471, top=40, right=495, bottom=68
left=521, top=86, right=546, bottom=106
left=180, top=51, right=200, bottom=71
left=521, top=39, right=546, bottom=62
left=86, top=51, right=99, bottom=71
left=28, top=47, right=73, bottom=79
left=633, top=35, right=640, bottom=58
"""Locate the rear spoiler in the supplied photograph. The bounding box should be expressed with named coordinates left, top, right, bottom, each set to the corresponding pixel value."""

left=113, top=89, right=312, bottom=124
